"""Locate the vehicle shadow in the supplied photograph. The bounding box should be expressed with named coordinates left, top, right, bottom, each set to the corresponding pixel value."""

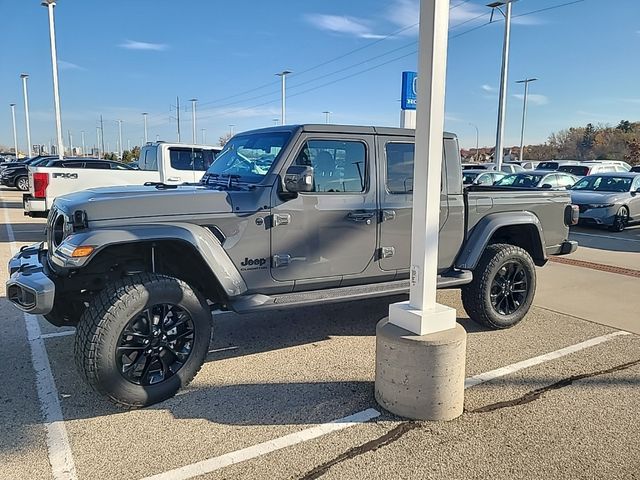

left=0, top=223, right=47, bottom=244
left=41, top=293, right=491, bottom=425
left=569, top=225, right=640, bottom=253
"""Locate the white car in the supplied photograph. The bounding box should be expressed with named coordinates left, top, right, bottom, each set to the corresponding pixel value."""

left=24, top=142, right=221, bottom=217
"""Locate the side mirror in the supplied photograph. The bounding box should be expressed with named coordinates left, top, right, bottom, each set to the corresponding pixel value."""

left=284, top=165, right=314, bottom=193
left=541, top=184, right=553, bottom=189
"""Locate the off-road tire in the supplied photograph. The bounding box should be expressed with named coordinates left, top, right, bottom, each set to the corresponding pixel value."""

left=74, top=273, right=211, bottom=408
left=16, top=176, right=29, bottom=191
left=609, top=206, right=629, bottom=232
left=461, top=243, right=536, bottom=330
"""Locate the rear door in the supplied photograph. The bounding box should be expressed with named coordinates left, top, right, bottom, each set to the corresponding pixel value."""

left=270, top=133, right=377, bottom=284
left=376, top=136, right=463, bottom=273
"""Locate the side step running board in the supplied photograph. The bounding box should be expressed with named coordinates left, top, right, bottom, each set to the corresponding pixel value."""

left=229, top=270, right=472, bottom=314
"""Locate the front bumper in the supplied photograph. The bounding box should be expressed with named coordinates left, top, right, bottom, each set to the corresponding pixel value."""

left=22, top=194, right=48, bottom=217
left=559, top=240, right=578, bottom=255
left=1, top=176, right=14, bottom=187
left=6, top=243, right=55, bottom=315
left=577, top=206, right=618, bottom=226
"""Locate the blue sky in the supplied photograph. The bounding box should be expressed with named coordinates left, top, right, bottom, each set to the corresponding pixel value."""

left=1, top=0, right=639, bottom=152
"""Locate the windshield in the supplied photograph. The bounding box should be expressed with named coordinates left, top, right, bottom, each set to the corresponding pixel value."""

left=572, top=176, right=632, bottom=192
left=536, top=162, right=558, bottom=170
left=204, top=131, right=291, bottom=183
left=558, top=165, right=589, bottom=176
left=462, top=172, right=479, bottom=184
left=495, top=173, right=544, bottom=187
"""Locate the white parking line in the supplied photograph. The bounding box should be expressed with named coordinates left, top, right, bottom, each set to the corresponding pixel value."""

left=464, top=331, right=630, bottom=388
left=141, top=408, right=382, bottom=480
left=41, top=330, right=76, bottom=339
left=142, top=330, right=630, bottom=480
left=3, top=200, right=78, bottom=480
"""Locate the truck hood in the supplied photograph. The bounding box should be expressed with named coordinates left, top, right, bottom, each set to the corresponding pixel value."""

left=570, top=190, right=629, bottom=205
left=54, top=184, right=235, bottom=221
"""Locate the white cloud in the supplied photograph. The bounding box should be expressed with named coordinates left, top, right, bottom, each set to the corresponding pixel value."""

left=58, top=60, right=85, bottom=71
left=481, top=84, right=496, bottom=93
left=513, top=93, right=549, bottom=106
left=119, top=40, right=167, bottom=51
left=387, top=0, right=419, bottom=34
left=305, top=14, right=385, bottom=39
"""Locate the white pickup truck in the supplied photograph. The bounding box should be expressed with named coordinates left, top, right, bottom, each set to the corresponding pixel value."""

left=24, top=142, right=221, bottom=217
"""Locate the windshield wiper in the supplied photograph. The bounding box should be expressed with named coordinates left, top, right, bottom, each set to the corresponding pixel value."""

left=144, top=181, right=178, bottom=190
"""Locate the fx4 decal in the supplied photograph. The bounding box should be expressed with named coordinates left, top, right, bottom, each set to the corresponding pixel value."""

left=52, top=172, right=79, bottom=179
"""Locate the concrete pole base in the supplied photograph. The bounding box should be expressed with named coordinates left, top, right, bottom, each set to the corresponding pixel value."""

left=375, top=318, right=467, bottom=421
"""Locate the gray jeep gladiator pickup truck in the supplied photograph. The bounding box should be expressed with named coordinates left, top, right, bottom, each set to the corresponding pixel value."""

left=7, top=124, right=578, bottom=407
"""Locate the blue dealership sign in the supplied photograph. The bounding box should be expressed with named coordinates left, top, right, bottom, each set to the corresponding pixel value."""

left=401, top=71, right=417, bottom=110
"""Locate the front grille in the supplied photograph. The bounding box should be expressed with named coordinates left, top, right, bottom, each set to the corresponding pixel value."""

left=577, top=204, right=588, bottom=213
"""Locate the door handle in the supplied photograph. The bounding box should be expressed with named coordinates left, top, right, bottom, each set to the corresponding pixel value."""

left=166, top=177, right=181, bottom=182
left=347, top=211, right=375, bottom=224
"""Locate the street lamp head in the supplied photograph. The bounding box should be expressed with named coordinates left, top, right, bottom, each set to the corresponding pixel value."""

left=487, top=0, right=516, bottom=7
left=41, top=0, right=56, bottom=6
left=276, top=70, right=292, bottom=77
left=516, top=78, right=538, bottom=83
left=20, top=73, right=29, bottom=79
left=189, top=98, right=198, bottom=102
left=10, top=103, right=16, bottom=107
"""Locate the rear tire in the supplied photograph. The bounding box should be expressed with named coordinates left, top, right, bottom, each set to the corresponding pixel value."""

left=609, top=206, right=628, bottom=232
left=16, top=176, right=29, bottom=191
left=462, top=244, right=536, bottom=329
left=74, top=273, right=211, bottom=408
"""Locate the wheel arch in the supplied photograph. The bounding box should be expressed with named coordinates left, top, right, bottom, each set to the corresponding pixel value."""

left=456, top=212, right=547, bottom=270
left=65, top=223, right=247, bottom=300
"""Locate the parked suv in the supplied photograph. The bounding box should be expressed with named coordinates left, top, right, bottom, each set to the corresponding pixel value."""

left=7, top=125, right=578, bottom=407
left=558, top=162, right=627, bottom=178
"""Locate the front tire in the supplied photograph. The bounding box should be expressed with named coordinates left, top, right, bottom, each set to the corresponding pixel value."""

left=609, top=206, right=629, bottom=232
left=74, top=273, right=211, bottom=407
left=16, top=176, right=29, bottom=191
left=462, top=244, right=536, bottom=329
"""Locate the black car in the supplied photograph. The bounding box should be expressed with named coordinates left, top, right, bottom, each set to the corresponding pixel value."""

left=1, top=157, right=134, bottom=191
left=0, top=157, right=55, bottom=191
left=631, top=165, right=640, bottom=173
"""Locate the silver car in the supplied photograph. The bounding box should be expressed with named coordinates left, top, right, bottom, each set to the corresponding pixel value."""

left=570, top=172, right=640, bottom=231
left=462, top=169, right=507, bottom=186
left=494, top=171, right=578, bottom=190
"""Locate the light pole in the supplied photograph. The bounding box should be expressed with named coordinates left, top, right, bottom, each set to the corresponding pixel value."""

left=68, top=130, right=73, bottom=155
left=142, top=112, right=148, bottom=143
left=201, top=128, right=206, bottom=144
left=488, top=0, right=515, bottom=169
left=228, top=124, right=235, bottom=135
left=469, top=123, right=479, bottom=161
left=189, top=98, right=197, bottom=143
left=117, top=120, right=123, bottom=159
left=516, top=78, right=538, bottom=162
left=322, top=111, right=332, bottom=124
left=275, top=70, right=291, bottom=125
left=42, top=0, right=65, bottom=160
left=81, top=130, right=86, bottom=156
left=20, top=74, right=32, bottom=157
left=10, top=104, right=19, bottom=157
left=96, top=127, right=101, bottom=158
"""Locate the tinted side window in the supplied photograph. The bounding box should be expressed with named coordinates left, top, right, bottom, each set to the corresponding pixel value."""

left=169, top=148, right=215, bottom=171
left=60, top=161, right=85, bottom=168
left=385, top=143, right=414, bottom=193
left=141, top=147, right=158, bottom=171
left=295, top=139, right=366, bottom=193
left=84, top=161, right=110, bottom=169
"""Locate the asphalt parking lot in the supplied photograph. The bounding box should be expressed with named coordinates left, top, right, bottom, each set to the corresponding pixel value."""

left=0, top=188, right=638, bottom=480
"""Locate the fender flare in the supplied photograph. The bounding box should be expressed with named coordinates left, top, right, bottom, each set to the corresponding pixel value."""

left=455, top=211, right=546, bottom=270
left=57, top=223, right=247, bottom=297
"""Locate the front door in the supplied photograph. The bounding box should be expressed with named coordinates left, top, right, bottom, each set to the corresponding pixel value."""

left=270, top=135, right=378, bottom=283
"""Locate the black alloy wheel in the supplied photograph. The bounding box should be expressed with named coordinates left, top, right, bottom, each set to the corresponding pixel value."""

left=116, top=303, right=195, bottom=386
left=489, top=261, right=528, bottom=316
left=610, top=206, right=629, bottom=232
